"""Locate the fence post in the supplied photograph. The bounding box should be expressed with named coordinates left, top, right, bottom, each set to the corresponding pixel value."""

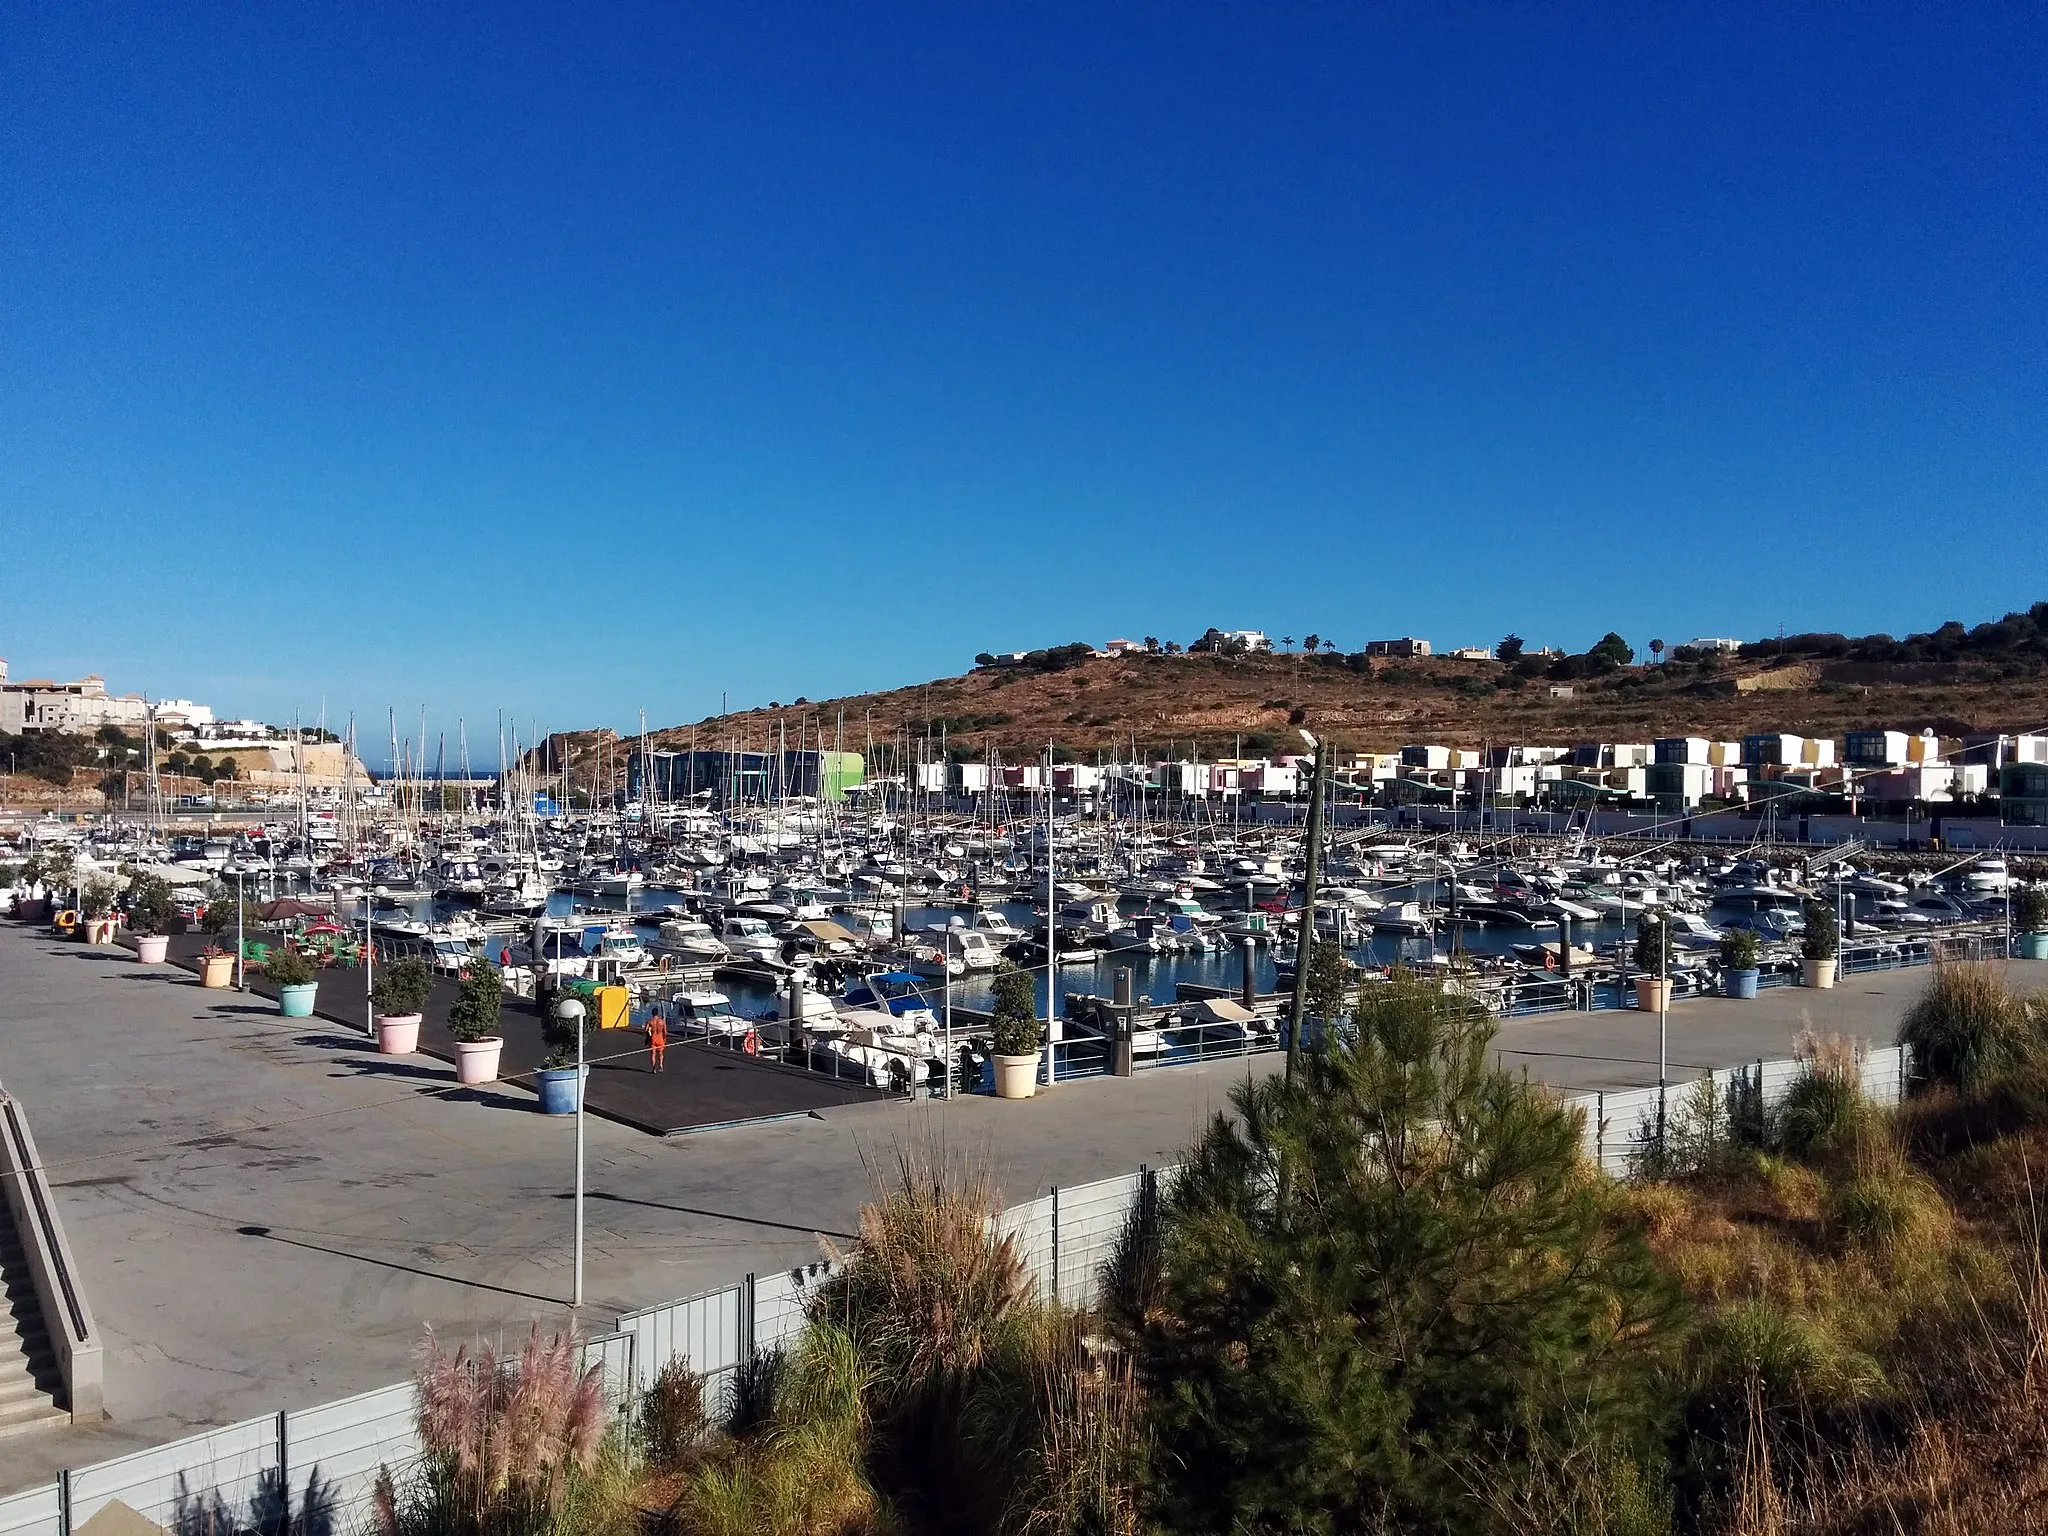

left=742, top=1272, right=756, bottom=1363
left=277, top=1408, right=290, bottom=1508
left=1050, top=1187, right=1061, bottom=1303
left=1594, top=1091, right=1604, bottom=1171
left=59, top=1470, right=71, bottom=1536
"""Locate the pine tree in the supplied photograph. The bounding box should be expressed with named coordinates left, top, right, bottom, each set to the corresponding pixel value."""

left=1128, top=974, right=1683, bottom=1534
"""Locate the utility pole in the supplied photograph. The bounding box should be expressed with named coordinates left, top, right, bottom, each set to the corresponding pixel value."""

left=1286, top=733, right=1329, bottom=1079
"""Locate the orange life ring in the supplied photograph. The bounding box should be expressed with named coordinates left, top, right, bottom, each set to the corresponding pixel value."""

left=53, top=909, right=78, bottom=932
left=742, top=1029, right=759, bottom=1056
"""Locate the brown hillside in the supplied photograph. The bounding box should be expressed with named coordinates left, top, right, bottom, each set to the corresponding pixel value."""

left=534, top=649, right=2048, bottom=778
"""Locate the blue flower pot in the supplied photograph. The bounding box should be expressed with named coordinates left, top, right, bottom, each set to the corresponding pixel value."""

left=1723, top=968, right=1760, bottom=1000
left=537, top=1064, right=587, bottom=1115
left=2020, top=932, right=2048, bottom=961
left=277, top=983, right=318, bottom=1018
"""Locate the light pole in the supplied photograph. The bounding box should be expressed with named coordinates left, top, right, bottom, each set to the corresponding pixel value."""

left=554, top=994, right=588, bottom=1308
left=234, top=870, right=247, bottom=991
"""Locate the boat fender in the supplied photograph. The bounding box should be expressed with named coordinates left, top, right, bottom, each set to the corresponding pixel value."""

left=658, top=954, right=672, bottom=973
left=742, top=1029, right=759, bottom=1056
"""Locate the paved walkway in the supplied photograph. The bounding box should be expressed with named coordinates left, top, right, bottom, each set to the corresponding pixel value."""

left=0, top=920, right=2039, bottom=1491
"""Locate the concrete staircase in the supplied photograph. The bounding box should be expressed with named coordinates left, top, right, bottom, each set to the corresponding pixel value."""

left=0, top=1204, right=69, bottom=1436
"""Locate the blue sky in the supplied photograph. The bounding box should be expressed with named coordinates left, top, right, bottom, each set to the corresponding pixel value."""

left=4, top=3, right=2044, bottom=762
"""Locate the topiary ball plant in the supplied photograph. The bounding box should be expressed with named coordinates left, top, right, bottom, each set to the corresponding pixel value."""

left=1719, top=927, right=1761, bottom=972
left=448, top=958, right=504, bottom=1043
left=370, top=955, right=434, bottom=1018
left=263, top=945, right=318, bottom=989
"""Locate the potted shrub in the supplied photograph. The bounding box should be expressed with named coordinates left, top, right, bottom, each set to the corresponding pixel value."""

left=989, top=965, right=1043, bottom=1100
left=1801, top=898, right=1839, bottom=989
left=2019, top=886, right=2048, bottom=961
left=536, top=995, right=589, bottom=1115
left=264, top=945, right=320, bottom=1016
left=1719, top=927, right=1762, bottom=999
left=1632, top=914, right=1672, bottom=1013
left=199, top=943, right=237, bottom=989
left=448, top=958, right=505, bottom=1084
left=126, top=874, right=176, bottom=964
left=80, top=878, right=119, bottom=945
left=371, top=955, right=433, bottom=1055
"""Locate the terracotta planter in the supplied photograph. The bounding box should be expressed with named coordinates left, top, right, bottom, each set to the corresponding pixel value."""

left=376, top=1014, right=422, bottom=1054
left=994, top=1053, right=1040, bottom=1100
left=134, top=934, right=170, bottom=964
left=1802, top=957, right=1837, bottom=989
left=83, top=917, right=116, bottom=945
left=455, top=1037, right=504, bottom=1085
left=201, top=954, right=236, bottom=989
left=1634, top=977, right=1672, bottom=1013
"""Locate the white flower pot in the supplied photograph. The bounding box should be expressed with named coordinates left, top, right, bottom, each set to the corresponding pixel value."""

left=135, top=934, right=170, bottom=964
left=995, top=1053, right=1040, bottom=1100
left=455, top=1037, right=503, bottom=1085
left=376, top=1014, right=422, bottom=1054
left=1802, top=957, right=1837, bottom=990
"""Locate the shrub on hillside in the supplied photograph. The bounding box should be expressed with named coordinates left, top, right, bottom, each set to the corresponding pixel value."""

left=1899, top=962, right=2029, bottom=1095
left=1123, top=974, right=1684, bottom=1533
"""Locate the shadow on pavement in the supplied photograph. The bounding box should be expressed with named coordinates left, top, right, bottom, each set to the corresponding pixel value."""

left=560, top=1188, right=859, bottom=1242
left=234, top=1224, right=563, bottom=1306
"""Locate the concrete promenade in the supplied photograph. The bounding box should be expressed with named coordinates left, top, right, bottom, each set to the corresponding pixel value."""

left=0, top=918, right=2040, bottom=1490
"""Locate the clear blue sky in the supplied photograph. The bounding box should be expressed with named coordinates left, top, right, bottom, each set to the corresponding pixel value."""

left=4, top=3, right=2044, bottom=763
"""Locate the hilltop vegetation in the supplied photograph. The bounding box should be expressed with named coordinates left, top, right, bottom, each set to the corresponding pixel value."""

left=519, top=601, right=2048, bottom=782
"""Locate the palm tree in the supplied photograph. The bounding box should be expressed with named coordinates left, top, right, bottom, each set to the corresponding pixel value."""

left=1281, top=636, right=1295, bottom=652
left=1303, top=633, right=1320, bottom=655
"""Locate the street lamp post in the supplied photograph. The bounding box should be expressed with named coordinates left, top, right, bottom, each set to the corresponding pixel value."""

left=554, top=994, right=588, bottom=1308
left=234, top=870, right=247, bottom=991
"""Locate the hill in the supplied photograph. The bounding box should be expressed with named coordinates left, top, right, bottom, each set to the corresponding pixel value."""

left=530, top=602, right=2048, bottom=782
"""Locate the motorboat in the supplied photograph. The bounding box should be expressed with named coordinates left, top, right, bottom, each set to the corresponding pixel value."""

left=1370, top=902, right=1433, bottom=936
left=718, top=914, right=782, bottom=959
left=650, top=918, right=730, bottom=965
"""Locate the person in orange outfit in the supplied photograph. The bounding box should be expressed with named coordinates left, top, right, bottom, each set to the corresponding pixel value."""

left=647, top=1004, right=668, bottom=1072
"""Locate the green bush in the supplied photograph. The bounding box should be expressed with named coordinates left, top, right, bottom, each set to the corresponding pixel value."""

left=1718, top=928, right=1760, bottom=971
left=2021, top=885, right=2048, bottom=935
left=371, top=956, right=434, bottom=1017
left=126, top=874, right=175, bottom=937
left=1128, top=974, right=1684, bottom=1533
left=200, top=893, right=261, bottom=935
left=1690, top=1297, right=1880, bottom=1406
left=448, top=959, right=503, bottom=1042
left=1899, top=961, right=2026, bottom=1095
left=1778, top=1068, right=1862, bottom=1160
left=80, top=878, right=118, bottom=919
left=263, top=946, right=318, bottom=988
left=988, top=965, right=1041, bottom=1057
left=1633, top=914, right=1670, bottom=975
left=1827, top=1170, right=1933, bottom=1255
left=1802, top=898, right=1838, bottom=962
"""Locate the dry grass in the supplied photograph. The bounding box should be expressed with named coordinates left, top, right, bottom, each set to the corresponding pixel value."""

left=377, top=1323, right=612, bottom=1536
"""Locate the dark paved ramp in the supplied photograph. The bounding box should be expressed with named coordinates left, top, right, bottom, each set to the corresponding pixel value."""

left=156, top=934, right=890, bottom=1133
